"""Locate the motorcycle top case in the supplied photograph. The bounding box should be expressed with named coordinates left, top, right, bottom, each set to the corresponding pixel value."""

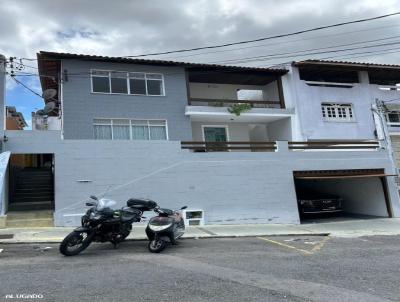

left=127, top=198, right=157, bottom=211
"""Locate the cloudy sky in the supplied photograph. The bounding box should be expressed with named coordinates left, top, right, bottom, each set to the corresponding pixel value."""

left=1, top=0, right=400, bottom=128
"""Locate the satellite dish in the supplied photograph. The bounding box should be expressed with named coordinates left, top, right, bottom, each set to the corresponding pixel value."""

left=36, top=102, right=56, bottom=116
left=42, top=89, right=57, bottom=100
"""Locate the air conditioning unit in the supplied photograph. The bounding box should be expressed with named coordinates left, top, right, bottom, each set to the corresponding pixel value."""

left=182, top=209, right=204, bottom=226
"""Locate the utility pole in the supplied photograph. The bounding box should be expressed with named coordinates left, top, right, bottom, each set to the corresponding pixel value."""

left=0, top=54, right=5, bottom=136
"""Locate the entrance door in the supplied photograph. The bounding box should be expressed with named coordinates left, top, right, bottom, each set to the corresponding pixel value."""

left=203, top=126, right=228, bottom=142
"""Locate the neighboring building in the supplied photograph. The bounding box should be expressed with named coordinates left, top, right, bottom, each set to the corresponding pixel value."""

left=6, top=106, right=27, bottom=130
left=1, top=51, right=400, bottom=227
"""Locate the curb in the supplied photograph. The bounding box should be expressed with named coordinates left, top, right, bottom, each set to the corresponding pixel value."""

left=0, top=233, right=331, bottom=244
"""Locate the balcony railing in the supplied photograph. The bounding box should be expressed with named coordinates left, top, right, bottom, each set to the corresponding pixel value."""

left=188, top=98, right=283, bottom=109
left=181, top=141, right=277, bottom=152
left=181, top=140, right=380, bottom=152
left=288, top=141, right=380, bottom=150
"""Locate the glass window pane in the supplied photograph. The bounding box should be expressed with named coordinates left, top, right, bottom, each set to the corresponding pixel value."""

left=150, top=126, right=167, bottom=140
left=92, top=77, right=110, bottom=93
left=111, top=77, right=128, bottom=94
left=113, top=125, right=130, bottom=140
left=92, top=70, right=109, bottom=77
left=131, top=119, right=148, bottom=125
left=132, top=125, right=149, bottom=140
left=111, top=71, right=127, bottom=78
left=146, top=74, right=162, bottom=80
left=147, top=79, right=163, bottom=95
left=94, top=119, right=112, bottom=124
left=94, top=125, right=112, bottom=139
left=113, top=119, right=130, bottom=125
left=129, top=79, right=146, bottom=95
left=148, top=120, right=166, bottom=125
left=129, top=73, right=145, bottom=79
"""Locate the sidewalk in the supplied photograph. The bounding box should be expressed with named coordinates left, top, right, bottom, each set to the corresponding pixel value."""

left=1, top=218, right=400, bottom=244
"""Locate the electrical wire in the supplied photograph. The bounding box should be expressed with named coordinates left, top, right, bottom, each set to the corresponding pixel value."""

left=163, top=24, right=400, bottom=60
left=121, top=12, right=400, bottom=58
left=9, top=76, right=43, bottom=98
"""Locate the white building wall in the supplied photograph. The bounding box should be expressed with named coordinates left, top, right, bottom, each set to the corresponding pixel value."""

left=189, top=82, right=280, bottom=101
left=3, top=130, right=400, bottom=227
left=284, top=67, right=377, bottom=140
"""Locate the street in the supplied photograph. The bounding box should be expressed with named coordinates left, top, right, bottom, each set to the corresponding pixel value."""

left=0, top=235, right=399, bottom=302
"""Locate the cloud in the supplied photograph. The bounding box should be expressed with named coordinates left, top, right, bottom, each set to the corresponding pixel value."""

left=0, top=0, right=399, bottom=65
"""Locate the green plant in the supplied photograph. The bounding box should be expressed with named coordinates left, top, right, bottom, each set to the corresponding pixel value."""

left=227, top=103, right=252, bottom=116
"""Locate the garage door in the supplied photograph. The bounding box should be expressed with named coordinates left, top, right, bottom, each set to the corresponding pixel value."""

left=293, top=169, right=394, bottom=218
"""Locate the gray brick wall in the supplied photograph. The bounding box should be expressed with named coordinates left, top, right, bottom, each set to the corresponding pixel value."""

left=61, top=59, right=192, bottom=140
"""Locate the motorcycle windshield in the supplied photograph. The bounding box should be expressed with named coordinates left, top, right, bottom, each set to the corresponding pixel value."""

left=96, top=198, right=117, bottom=210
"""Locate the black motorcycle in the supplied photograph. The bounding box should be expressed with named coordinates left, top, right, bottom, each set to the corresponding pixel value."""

left=146, top=205, right=187, bottom=253
left=59, top=196, right=157, bottom=256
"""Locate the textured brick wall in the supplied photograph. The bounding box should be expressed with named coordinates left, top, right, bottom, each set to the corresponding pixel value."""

left=61, top=60, right=192, bottom=141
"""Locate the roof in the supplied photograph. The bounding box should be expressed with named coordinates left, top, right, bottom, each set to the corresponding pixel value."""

left=37, top=51, right=288, bottom=74
left=294, top=59, right=400, bottom=70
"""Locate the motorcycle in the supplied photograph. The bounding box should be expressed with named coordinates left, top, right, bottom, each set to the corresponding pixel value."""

left=59, top=195, right=157, bottom=256
left=146, top=205, right=187, bottom=253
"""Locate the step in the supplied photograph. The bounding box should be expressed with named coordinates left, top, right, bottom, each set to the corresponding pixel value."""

left=15, top=188, right=54, bottom=194
left=8, top=201, right=53, bottom=211
left=12, top=196, right=54, bottom=203
left=14, top=192, right=54, bottom=198
left=6, top=218, right=54, bottom=228
left=7, top=210, right=53, bottom=219
left=6, top=210, right=54, bottom=228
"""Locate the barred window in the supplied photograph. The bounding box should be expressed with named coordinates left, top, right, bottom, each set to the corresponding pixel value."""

left=321, top=103, right=355, bottom=122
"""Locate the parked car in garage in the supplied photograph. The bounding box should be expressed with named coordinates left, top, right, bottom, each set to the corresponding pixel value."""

left=296, top=188, right=343, bottom=215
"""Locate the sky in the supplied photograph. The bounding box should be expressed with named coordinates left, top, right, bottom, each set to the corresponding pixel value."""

left=1, top=0, right=400, bottom=129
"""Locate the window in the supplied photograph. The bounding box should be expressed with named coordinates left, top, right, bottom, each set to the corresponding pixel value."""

left=321, top=103, right=355, bottom=122
left=110, top=72, right=128, bottom=94
left=146, top=74, right=163, bottom=96
left=91, top=70, right=164, bottom=96
left=92, top=71, right=110, bottom=93
left=386, top=112, right=400, bottom=127
left=93, top=119, right=167, bottom=140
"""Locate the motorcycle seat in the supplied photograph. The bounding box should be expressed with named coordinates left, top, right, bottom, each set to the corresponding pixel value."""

left=160, top=208, right=174, bottom=215
left=127, top=198, right=158, bottom=211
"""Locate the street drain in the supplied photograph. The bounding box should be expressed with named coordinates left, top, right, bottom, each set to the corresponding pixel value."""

left=0, top=234, right=14, bottom=239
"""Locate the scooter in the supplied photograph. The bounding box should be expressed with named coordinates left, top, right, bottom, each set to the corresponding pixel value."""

left=145, top=205, right=187, bottom=253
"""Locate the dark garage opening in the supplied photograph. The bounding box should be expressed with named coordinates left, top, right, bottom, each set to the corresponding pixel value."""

left=293, top=169, right=393, bottom=223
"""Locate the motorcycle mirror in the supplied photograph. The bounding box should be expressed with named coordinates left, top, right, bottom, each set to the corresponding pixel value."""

left=90, top=195, right=98, bottom=201
left=86, top=202, right=96, bottom=207
left=181, top=206, right=188, bottom=210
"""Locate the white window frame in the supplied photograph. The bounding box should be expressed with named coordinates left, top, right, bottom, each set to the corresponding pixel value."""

left=93, top=118, right=169, bottom=140
left=90, top=69, right=165, bottom=96
left=321, top=103, right=355, bottom=122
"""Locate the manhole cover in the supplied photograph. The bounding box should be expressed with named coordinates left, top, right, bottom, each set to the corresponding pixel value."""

left=0, top=234, right=14, bottom=239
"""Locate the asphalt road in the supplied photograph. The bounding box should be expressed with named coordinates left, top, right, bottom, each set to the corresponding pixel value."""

left=0, top=235, right=399, bottom=302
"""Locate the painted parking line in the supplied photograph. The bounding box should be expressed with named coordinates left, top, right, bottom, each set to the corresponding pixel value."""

left=257, top=236, right=330, bottom=255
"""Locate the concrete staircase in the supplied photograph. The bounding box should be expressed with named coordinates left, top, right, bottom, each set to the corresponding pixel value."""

left=9, top=168, right=54, bottom=211
left=6, top=210, right=54, bottom=227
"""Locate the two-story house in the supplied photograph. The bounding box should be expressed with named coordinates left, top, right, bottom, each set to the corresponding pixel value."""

left=1, top=51, right=399, bottom=227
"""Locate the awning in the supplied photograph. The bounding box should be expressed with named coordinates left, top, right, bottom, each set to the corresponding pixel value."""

left=293, top=169, right=395, bottom=180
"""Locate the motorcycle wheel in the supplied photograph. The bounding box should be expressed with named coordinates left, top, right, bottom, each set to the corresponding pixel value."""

left=59, top=231, right=92, bottom=256
left=148, top=239, right=166, bottom=253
